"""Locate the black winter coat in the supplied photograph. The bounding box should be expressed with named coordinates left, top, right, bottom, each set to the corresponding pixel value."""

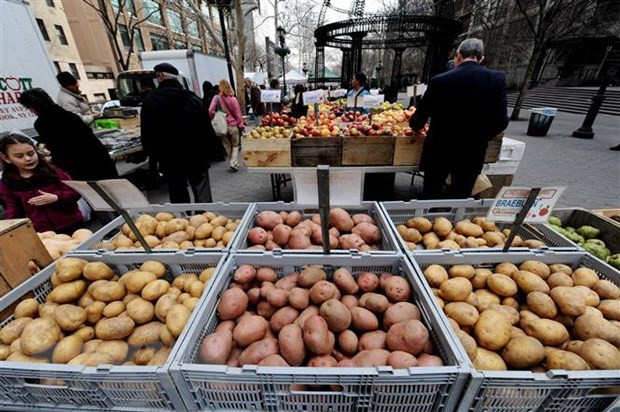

left=34, top=105, right=118, bottom=181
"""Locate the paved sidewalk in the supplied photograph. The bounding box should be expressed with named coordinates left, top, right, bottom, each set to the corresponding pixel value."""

left=134, top=111, right=618, bottom=208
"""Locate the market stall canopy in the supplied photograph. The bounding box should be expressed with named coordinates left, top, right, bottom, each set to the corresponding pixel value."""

left=308, top=67, right=340, bottom=83
left=245, top=72, right=268, bottom=86
left=278, top=69, right=308, bottom=84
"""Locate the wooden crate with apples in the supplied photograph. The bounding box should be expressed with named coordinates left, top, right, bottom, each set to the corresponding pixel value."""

left=393, top=135, right=426, bottom=166
left=342, top=135, right=396, bottom=166
left=242, top=136, right=291, bottom=167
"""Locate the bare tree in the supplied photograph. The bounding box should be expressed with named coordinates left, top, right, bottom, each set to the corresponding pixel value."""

left=82, top=0, right=161, bottom=71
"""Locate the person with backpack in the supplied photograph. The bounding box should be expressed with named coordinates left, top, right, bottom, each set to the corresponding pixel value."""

left=208, top=79, right=245, bottom=172
left=141, top=62, right=216, bottom=203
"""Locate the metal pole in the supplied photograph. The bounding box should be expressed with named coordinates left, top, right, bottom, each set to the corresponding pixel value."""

left=282, top=56, right=287, bottom=100
left=218, top=6, right=236, bottom=91
left=572, top=84, right=607, bottom=139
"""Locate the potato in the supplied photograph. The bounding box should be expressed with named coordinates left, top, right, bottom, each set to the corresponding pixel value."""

left=128, top=321, right=165, bottom=347
left=55, top=258, right=88, bottom=282
left=256, top=211, right=283, bottom=230
left=309, top=281, right=340, bottom=305
left=598, top=300, right=620, bottom=321
left=455, top=221, right=484, bottom=238
left=358, top=293, right=389, bottom=315
left=164, top=218, right=187, bottom=235
left=126, top=298, right=155, bottom=324
left=384, top=319, right=428, bottom=356
left=91, top=281, right=126, bottom=303
left=527, top=292, right=558, bottom=319
left=519, top=261, right=551, bottom=279
left=406, top=217, right=432, bottom=233
left=160, top=325, right=175, bottom=347
left=54, top=305, right=87, bottom=331
left=102, top=301, right=125, bottom=318
left=78, top=292, right=96, bottom=309
left=233, top=265, right=256, bottom=285
left=233, top=315, right=268, bottom=347
left=356, top=272, right=379, bottom=293
left=218, top=288, right=249, bottom=320
left=95, top=316, right=135, bottom=341
left=573, top=315, right=620, bottom=346
left=275, top=273, right=299, bottom=291
left=547, top=264, right=571, bottom=275
left=0, top=317, right=32, bottom=345
left=440, top=278, right=472, bottom=302
left=422, top=265, right=448, bottom=288
left=501, top=336, right=545, bottom=368
left=48, top=280, right=87, bottom=303
left=474, top=347, right=507, bottom=370
left=0, top=344, right=10, bottom=361
left=95, top=340, right=129, bottom=364
left=470, top=268, right=492, bottom=289
left=417, top=354, right=444, bottom=367
left=383, top=302, right=421, bottom=329
left=445, top=302, right=479, bottom=327
left=523, top=318, right=569, bottom=346
left=297, top=266, right=326, bottom=288
left=147, top=347, right=172, bottom=366
left=487, top=305, right=519, bottom=325
left=352, top=349, right=390, bottom=367
left=562, top=340, right=584, bottom=353
left=383, top=276, right=411, bottom=302
left=85, top=301, right=106, bottom=325
left=571, top=268, right=599, bottom=288
left=303, top=315, right=332, bottom=355
left=319, top=299, right=352, bottom=333
left=73, top=326, right=95, bottom=342
left=487, top=274, right=518, bottom=297
left=502, top=297, right=520, bottom=311
left=238, top=337, right=279, bottom=365
left=473, top=290, right=501, bottom=312
left=328, top=208, right=353, bottom=232
left=422, top=232, right=441, bottom=249
left=358, top=330, right=386, bottom=351
left=285, top=288, right=310, bottom=311
left=592, top=280, right=620, bottom=299
left=514, top=271, right=550, bottom=294
left=348, top=306, right=378, bottom=331
left=67, top=352, right=114, bottom=366
left=492, top=263, right=517, bottom=278
left=166, top=304, right=192, bottom=338
left=266, top=288, right=289, bottom=308
left=14, top=299, right=40, bottom=319
left=546, top=349, right=590, bottom=371
left=547, top=272, right=573, bottom=288
left=577, top=338, right=620, bottom=370
left=82, top=338, right=103, bottom=353
left=550, top=287, right=587, bottom=317
left=124, top=271, right=157, bottom=295
left=278, top=324, right=305, bottom=366
left=270, top=307, right=300, bottom=333
left=142, top=280, right=170, bottom=301
left=9, top=338, right=21, bottom=353
left=474, top=310, right=511, bottom=351
left=573, top=286, right=600, bottom=307
left=82, top=262, right=114, bottom=281
left=133, top=347, right=158, bottom=365
left=432, top=217, right=453, bottom=237
left=21, top=317, right=61, bottom=355
left=456, top=329, right=477, bottom=361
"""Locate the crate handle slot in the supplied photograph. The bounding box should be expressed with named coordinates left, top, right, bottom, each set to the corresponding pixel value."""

left=290, top=384, right=345, bottom=394
left=584, top=386, right=620, bottom=397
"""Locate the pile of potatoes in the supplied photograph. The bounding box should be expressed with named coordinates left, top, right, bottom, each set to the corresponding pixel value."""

left=397, top=216, right=546, bottom=251
left=199, top=265, right=445, bottom=369
left=0, top=257, right=216, bottom=368
left=99, top=212, right=241, bottom=251
left=423, top=260, right=620, bottom=371
left=246, top=208, right=383, bottom=251
left=38, top=229, right=94, bottom=260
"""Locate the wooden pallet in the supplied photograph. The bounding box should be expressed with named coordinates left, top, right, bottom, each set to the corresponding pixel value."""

left=242, top=137, right=291, bottom=167
left=342, top=136, right=396, bottom=166
left=291, top=137, right=342, bottom=166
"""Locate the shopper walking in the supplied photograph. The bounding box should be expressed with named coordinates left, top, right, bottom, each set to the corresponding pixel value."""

left=19, top=88, right=118, bottom=181
left=202, top=81, right=225, bottom=162
left=209, top=79, right=245, bottom=172
left=141, top=63, right=214, bottom=203
left=56, top=72, right=100, bottom=125
left=0, top=132, right=85, bottom=234
left=291, top=84, right=308, bottom=119
left=410, top=38, right=509, bottom=199
left=244, top=77, right=266, bottom=126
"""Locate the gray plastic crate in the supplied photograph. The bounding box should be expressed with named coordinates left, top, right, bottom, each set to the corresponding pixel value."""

left=72, top=202, right=254, bottom=254
left=0, top=252, right=226, bottom=411
left=548, top=207, right=620, bottom=255
left=233, top=201, right=401, bottom=254
left=409, top=251, right=620, bottom=412
left=381, top=199, right=577, bottom=254
left=169, top=253, right=470, bottom=412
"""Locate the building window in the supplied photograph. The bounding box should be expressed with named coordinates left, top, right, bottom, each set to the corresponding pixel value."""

left=143, top=0, right=163, bottom=26
left=94, top=93, right=107, bottom=101
left=87, top=72, right=96, bottom=79
left=191, top=43, right=202, bottom=52
left=53, top=61, right=61, bottom=73
left=69, top=63, right=80, bottom=80
left=134, top=29, right=145, bottom=51
left=150, top=33, right=169, bottom=50
left=55, top=25, right=68, bottom=45
left=119, top=24, right=132, bottom=52
left=127, top=0, right=136, bottom=15
left=174, top=39, right=186, bottom=49
left=111, top=0, right=120, bottom=11
left=46, top=0, right=55, bottom=7
left=187, top=19, right=199, bottom=38
left=36, top=19, right=50, bottom=41
left=166, top=9, right=183, bottom=33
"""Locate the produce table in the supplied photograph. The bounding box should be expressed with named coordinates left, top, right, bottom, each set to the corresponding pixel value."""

left=247, top=166, right=416, bottom=203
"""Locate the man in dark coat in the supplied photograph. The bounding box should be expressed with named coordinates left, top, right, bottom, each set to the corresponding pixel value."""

left=18, top=88, right=118, bottom=181
left=410, top=38, right=509, bottom=199
left=140, top=62, right=213, bottom=203
left=244, top=78, right=265, bottom=126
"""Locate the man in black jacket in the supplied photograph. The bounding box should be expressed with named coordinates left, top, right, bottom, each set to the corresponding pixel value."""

left=141, top=62, right=213, bottom=203
left=410, top=38, right=509, bottom=199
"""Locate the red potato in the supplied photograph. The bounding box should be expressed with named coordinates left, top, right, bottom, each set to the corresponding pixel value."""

left=383, top=276, right=412, bottom=302
left=234, top=265, right=256, bottom=284
left=311, top=214, right=321, bottom=225
left=285, top=211, right=302, bottom=227
left=359, top=293, right=390, bottom=314
left=248, top=227, right=268, bottom=245
left=217, top=288, right=249, bottom=320
left=387, top=351, right=418, bottom=368
left=238, top=338, right=279, bottom=365
left=319, top=299, right=352, bottom=332
left=338, top=359, right=356, bottom=367
left=386, top=319, right=429, bottom=355
left=272, top=224, right=293, bottom=246
left=307, top=355, right=338, bottom=367
left=278, top=211, right=289, bottom=221
left=357, top=272, right=380, bottom=293
left=215, top=320, right=236, bottom=333
left=352, top=223, right=382, bottom=244
left=417, top=354, right=444, bottom=367
left=229, top=282, right=250, bottom=291
left=329, top=208, right=355, bottom=232
left=379, top=273, right=394, bottom=289
left=226, top=346, right=243, bottom=367
left=289, top=288, right=310, bottom=310
left=358, top=330, right=387, bottom=351
left=298, top=267, right=327, bottom=288
left=333, top=268, right=359, bottom=294
left=247, top=245, right=266, bottom=251
left=352, top=214, right=376, bottom=225
left=339, top=234, right=366, bottom=250
left=303, top=315, right=333, bottom=355
left=257, top=268, right=278, bottom=283
left=257, top=301, right=277, bottom=320
left=279, top=324, right=305, bottom=366
left=350, top=307, right=379, bottom=331
left=352, top=349, right=390, bottom=367
left=422, top=338, right=434, bottom=355
left=383, top=302, right=421, bottom=329
left=341, top=295, right=359, bottom=309
left=260, top=282, right=275, bottom=298
left=288, top=230, right=311, bottom=249
left=233, top=316, right=269, bottom=347
left=332, top=349, right=349, bottom=362
left=328, top=227, right=341, bottom=238
left=265, top=241, right=281, bottom=251
left=338, top=330, right=359, bottom=355
left=247, top=288, right=261, bottom=305
left=309, top=281, right=341, bottom=305
left=294, top=306, right=320, bottom=327
left=200, top=330, right=233, bottom=364
left=266, top=288, right=289, bottom=308
left=258, top=354, right=290, bottom=366
left=275, top=273, right=299, bottom=291
left=270, top=307, right=300, bottom=333
left=256, top=211, right=283, bottom=230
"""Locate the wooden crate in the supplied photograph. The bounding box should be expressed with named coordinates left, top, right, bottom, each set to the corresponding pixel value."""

left=0, top=219, right=53, bottom=297
left=342, top=136, right=395, bottom=166
left=393, top=135, right=425, bottom=166
left=484, top=133, right=505, bottom=163
left=242, top=137, right=291, bottom=167
left=291, top=137, right=342, bottom=166
left=480, top=174, right=514, bottom=198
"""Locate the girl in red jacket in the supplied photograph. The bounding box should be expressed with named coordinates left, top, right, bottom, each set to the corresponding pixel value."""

left=0, top=133, right=85, bottom=234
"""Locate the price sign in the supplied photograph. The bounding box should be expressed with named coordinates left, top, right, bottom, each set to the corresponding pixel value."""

left=303, top=90, right=323, bottom=105
left=486, top=187, right=565, bottom=223
left=260, top=89, right=281, bottom=103
left=407, top=84, right=428, bottom=97
left=332, top=89, right=347, bottom=97
left=369, top=89, right=380, bottom=95
left=362, top=94, right=385, bottom=108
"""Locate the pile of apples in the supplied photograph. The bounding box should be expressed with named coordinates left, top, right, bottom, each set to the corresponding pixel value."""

left=247, top=126, right=293, bottom=139
left=372, top=108, right=416, bottom=125
left=339, top=111, right=369, bottom=123
left=293, top=122, right=341, bottom=138
left=261, top=112, right=298, bottom=127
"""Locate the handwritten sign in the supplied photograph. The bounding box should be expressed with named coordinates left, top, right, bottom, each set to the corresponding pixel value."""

left=486, top=187, right=565, bottom=223
left=362, top=94, right=385, bottom=108
left=303, top=90, right=323, bottom=105
left=260, top=89, right=281, bottom=103
left=332, top=89, right=347, bottom=98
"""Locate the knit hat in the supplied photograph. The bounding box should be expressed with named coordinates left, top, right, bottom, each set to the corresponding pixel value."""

left=56, top=71, right=77, bottom=87
left=153, top=62, right=179, bottom=76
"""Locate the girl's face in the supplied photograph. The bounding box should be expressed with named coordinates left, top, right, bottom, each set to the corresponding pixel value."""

left=1, top=143, right=39, bottom=171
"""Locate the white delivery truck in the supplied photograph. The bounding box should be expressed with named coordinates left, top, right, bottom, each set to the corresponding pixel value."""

left=0, top=0, right=60, bottom=134
left=116, top=49, right=231, bottom=107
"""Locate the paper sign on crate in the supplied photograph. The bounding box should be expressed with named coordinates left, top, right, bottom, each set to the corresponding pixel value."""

left=486, top=187, right=565, bottom=223
left=260, top=89, right=281, bottom=103
left=302, top=90, right=324, bottom=105
left=369, top=89, right=380, bottom=95
left=407, top=84, right=427, bottom=97
left=332, top=89, right=347, bottom=97
left=362, top=94, right=385, bottom=108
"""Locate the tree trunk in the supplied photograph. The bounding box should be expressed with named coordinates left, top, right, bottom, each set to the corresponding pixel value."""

left=233, top=0, right=246, bottom=113
left=510, top=45, right=541, bottom=120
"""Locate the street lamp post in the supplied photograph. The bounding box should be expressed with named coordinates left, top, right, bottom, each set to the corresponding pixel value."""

left=275, top=26, right=290, bottom=101
left=572, top=82, right=608, bottom=139
left=376, top=63, right=383, bottom=89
